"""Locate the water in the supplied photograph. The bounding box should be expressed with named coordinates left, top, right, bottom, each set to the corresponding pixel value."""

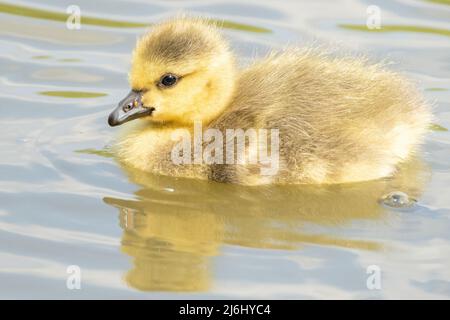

left=0, top=0, right=449, bottom=299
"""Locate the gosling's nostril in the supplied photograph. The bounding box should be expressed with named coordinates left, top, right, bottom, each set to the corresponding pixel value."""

left=123, top=103, right=133, bottom=113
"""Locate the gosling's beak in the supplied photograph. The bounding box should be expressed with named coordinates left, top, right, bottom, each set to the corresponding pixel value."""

left=108, top=90, right=154, bottom=127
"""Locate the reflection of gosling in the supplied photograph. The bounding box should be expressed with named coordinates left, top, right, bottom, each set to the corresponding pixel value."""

left=104, top=156, right=428, bottom=292
left=119, top=209, right=218, bottom=292
left=108, top=17, right=432, bottom=185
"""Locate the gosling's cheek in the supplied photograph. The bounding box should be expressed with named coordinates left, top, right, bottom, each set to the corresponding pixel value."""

left=141, top=94, right=160, bottom=108
left=151, top=106, right=171, bottom=121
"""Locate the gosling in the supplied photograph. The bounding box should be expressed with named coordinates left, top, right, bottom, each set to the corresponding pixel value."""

left=108, top=17, right=431, bottom=186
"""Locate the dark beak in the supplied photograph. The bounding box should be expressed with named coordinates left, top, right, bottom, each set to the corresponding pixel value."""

left=108, top=90, right=154, bottom=127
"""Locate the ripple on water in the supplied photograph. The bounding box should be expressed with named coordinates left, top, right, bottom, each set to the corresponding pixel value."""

left=339, top=24, right=450, bottom=37
left=38, top=91, right=108, bottom=98
left=0, top=2, right=271, bottom=33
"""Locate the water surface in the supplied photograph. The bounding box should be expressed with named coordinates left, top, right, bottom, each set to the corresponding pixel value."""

left=0, top=0, right=449, bottom=299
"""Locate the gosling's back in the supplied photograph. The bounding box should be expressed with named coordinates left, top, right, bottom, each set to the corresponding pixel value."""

left=209, top=49, right=431, bottom=184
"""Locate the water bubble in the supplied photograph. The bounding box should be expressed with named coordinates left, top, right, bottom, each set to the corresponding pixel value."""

left=381, top=191, right=416, bottom=208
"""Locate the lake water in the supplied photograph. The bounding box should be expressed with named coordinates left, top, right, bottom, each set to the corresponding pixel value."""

left=0, top=0, right=449, bottom=299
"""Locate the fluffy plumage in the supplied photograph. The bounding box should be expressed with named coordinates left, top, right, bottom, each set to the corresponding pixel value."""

left=112, top=17, right=432, bottom=185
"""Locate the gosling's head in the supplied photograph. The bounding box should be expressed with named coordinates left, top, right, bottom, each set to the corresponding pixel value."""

left=108, top=17, right=236, bottom=127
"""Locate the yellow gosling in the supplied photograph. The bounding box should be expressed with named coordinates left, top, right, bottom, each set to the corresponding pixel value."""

left=108, top=17, right=432, bottom=185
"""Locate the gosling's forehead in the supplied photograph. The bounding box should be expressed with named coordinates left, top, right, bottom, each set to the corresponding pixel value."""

left=135, top=19, right=223, bottom=64
left=142, top=28, right=213, bottom=63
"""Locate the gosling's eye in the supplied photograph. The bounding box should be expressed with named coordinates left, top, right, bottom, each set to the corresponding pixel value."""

left=159, top=74, right=178, bottom=88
